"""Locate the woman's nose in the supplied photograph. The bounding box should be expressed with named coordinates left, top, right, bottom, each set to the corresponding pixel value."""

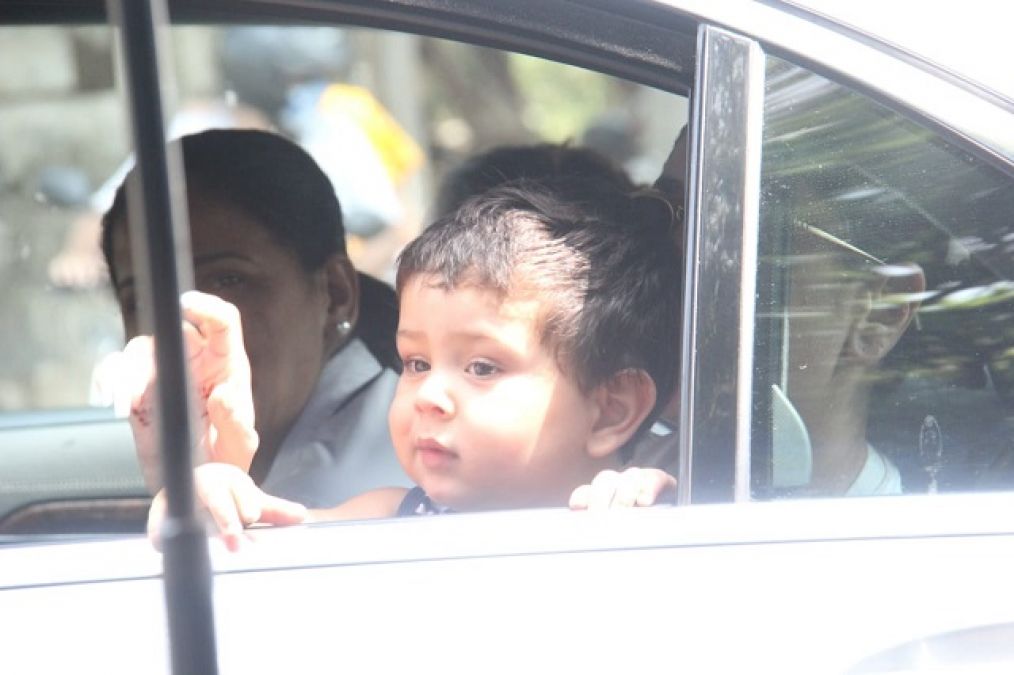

left=414, top=371, right=455, bottom=416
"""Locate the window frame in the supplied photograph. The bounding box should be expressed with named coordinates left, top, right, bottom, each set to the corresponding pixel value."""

left=678, top=24, right=764, bottom=504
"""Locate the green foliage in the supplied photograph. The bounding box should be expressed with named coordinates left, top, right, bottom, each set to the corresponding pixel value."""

left=508, top=54, right=613, bottom=142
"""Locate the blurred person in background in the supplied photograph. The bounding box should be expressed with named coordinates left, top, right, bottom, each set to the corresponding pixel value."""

left=50, top=26, right=422, bottom=292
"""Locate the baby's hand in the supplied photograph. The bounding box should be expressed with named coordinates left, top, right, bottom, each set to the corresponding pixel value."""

left=147, top=463, right=307, bottom=552
left=569, top=467, right=677, bottom=510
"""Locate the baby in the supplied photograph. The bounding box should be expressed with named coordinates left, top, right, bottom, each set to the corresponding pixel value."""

left=149, top=179, right=681, bottom=548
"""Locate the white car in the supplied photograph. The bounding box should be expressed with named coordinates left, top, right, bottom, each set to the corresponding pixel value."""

left=1, top=1, right=1013, bottom=673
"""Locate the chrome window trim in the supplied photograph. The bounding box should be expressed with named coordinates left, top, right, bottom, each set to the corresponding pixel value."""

left=652, top=0, right=1014, bottom=168
left=8, top=492, right=1014, bottom=590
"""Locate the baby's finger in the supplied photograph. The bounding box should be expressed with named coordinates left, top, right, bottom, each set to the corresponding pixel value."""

left=610, top=468, right=646, bottom=508
left=203, top=489, right=247, bottom=552
left=586, top=469, right=622, bottom=510
left=195, top=466, right=253, bottom=552
left=257, top=495, right=308, bottom=525
left=230, top=473, right=271, bottom=528
left=635, top=469, right=677, bottom=506
left=569, top=484, right=593, bottom=510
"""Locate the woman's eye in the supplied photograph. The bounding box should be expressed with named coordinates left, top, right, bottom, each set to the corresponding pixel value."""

left=403, top=357, right=430, bottom=374
left=465, top=360, right=500, bottom=378
left=213, top=273, right=243, bottom=289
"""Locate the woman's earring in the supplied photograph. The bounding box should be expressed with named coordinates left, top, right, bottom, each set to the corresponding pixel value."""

left=337, top=319, right=352, bottom=337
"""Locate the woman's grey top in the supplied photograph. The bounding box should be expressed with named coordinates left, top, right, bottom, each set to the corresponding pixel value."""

left=261, top=337, right=410, bottom=508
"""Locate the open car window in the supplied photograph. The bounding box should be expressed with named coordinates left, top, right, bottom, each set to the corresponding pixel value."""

left=0, top=16, right=687, bottom=535
left=0, top=22, right=686, bottom=415
left=0, top=25, right=126, bottom=417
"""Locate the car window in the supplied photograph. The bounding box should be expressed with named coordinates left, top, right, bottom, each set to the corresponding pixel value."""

left=0, top=17, right=688, bottom=533
left=0, top=25, right=126, bottom=417
left=1, top=24, right=686, bottom=416
left=752, top=54, right=1014, bottom=498
left=183, top=25, right=685, bottom=272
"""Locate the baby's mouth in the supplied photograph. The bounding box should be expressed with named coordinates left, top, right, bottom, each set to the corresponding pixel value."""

left=416, top=438, right=457, bottom=469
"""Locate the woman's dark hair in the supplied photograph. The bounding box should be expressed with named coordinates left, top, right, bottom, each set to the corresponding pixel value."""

left=356, top=272, right=401, bottom=371
left=102, top=128, right=399, bottom=368
left=398, top=179, right=681, bottom=452
left=101, top=128, right=346, bottom=285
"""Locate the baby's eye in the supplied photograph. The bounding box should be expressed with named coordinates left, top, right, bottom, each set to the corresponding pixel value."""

left=403, top=357, right=430, bottom=374
left=465, top=360, right=500, bottom=378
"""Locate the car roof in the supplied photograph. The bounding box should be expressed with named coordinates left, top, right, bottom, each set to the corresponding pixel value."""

left=784, top=0, right=1014, bottom=104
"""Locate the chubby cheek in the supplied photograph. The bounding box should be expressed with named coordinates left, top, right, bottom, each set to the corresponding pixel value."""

left=462, top=380, right=554, bottom=457
left=387, top=383, right=417, bottom=471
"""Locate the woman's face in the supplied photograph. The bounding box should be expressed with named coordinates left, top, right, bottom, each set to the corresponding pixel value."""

left=112, top=196, right=347, bottom=459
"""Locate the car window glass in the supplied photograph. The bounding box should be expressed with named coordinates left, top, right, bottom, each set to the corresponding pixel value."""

left=753, top=54, right=1014, bottom=498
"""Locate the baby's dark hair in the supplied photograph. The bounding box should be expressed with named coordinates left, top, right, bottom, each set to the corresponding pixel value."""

left=398, top=179, right=681, bottom=450
left=101, top=128, right=346, bottom=288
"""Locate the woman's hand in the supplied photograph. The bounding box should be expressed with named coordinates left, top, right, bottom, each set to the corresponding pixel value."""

left=569, top=467, right=677, bottom=510
left=180, top=291, right=258, bottom=471
left=118, top=291, right=259, bottom=493
left=147, top=463, right=307, bottom=552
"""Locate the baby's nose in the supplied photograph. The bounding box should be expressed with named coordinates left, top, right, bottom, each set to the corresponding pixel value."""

left=415, top=372, right=455, bottom=416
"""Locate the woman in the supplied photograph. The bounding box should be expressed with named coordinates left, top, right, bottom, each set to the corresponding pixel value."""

left=101, top=129, right=408, bottom=507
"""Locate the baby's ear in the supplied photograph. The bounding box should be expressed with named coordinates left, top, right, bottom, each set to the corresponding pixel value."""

left=586, top=369, right=657, bottom=460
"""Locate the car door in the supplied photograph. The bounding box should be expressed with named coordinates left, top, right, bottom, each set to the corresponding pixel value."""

left=3, top=2, right=1014, bottom=674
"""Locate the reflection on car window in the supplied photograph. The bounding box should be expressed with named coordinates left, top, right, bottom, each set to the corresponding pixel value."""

left=754, top=55, right=1014, bottom=498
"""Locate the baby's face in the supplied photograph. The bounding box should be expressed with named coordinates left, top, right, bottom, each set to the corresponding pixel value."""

left=389, top=275, right=604, bottom=511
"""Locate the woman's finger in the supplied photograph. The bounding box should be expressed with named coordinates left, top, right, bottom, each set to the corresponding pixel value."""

left=181, top=291, right=248, bottom=366
left=206, top=382, right=258, bottom=471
